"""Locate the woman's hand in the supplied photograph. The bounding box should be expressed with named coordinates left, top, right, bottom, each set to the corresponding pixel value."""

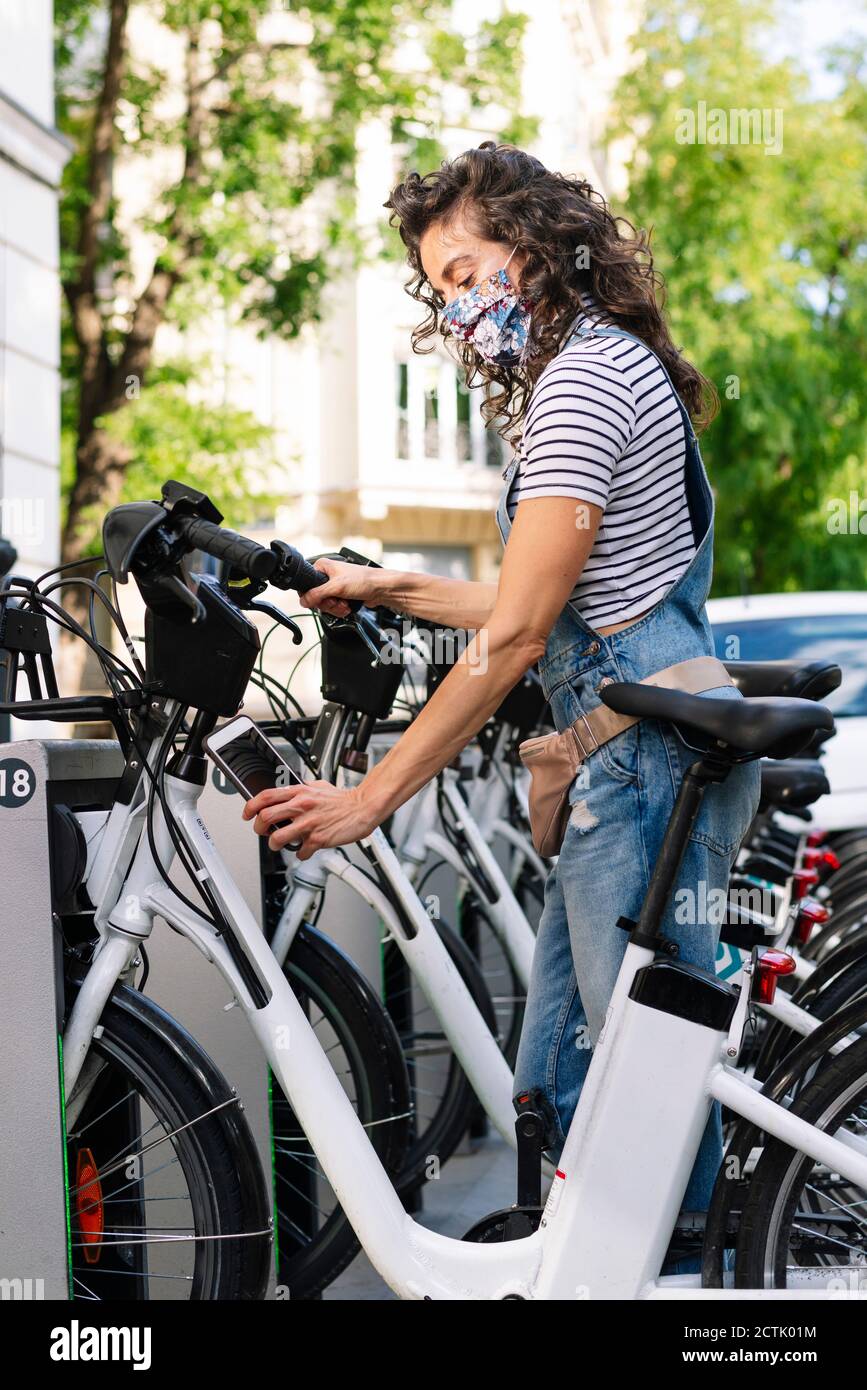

left=299, top=557, right=383, bottom=618
left=241, top=780, right=380, bottom=860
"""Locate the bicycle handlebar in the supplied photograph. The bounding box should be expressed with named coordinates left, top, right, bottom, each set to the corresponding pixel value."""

left=176, top=517, right=278, bottom=581
left=173, top=517, right=329, bottom=596
left=268, top=540, right=332, bottom=597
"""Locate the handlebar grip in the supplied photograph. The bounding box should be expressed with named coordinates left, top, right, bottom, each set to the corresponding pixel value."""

left=283, top=552, right=328, bottom=595
left=179, top=517, right=277, bottom=581
left=269, top=541, right=330, bottom=595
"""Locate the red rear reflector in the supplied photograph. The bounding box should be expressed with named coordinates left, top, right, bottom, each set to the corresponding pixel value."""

left=806, top=828, right=828, bottom=847
left=752, top=949, right=796, bottom=1005
left=75, top=1147, right=104, bottom=1265
left=795, top=896, right=830, bottom=944
left=792, top=868, right=819, bottom=900
left=803, top=847, right=841, bottom=873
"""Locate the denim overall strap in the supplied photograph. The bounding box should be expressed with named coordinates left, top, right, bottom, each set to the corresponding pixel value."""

left=564, top=322, right=713, bottom=547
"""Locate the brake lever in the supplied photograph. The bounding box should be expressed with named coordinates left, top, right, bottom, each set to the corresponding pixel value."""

left=247, top=599, right=304, bottom=645
left=320, top=605, right=388, bottom=667
left=352, top=610, right=385, bottom=666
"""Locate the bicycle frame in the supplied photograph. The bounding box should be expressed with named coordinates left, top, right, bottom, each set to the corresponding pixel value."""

left=464, top=723, right=544, bottom=876
left=394, top=769, right=537, bottom=986
left=62, top=712, right=867, bottom=1299
left=269, top=734, right=542, bottom=1151
left=267, top=830, right=519, bottom=1149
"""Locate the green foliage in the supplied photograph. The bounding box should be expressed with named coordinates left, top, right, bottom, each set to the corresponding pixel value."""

left=57, top=2, right=534, bottom=333
left=610, top=0, right=867, bottom=595
left=61, top=367, right=281, bottom=555
left=111, top=391, right=280, bottom=516
left=56, top=0, right=536, bottom=553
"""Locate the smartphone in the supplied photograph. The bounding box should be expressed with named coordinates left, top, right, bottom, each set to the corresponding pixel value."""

left=203, top=715, right=304, bottom=848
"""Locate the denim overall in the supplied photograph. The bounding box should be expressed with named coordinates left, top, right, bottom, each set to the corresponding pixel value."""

left=498, top=320, right=762, bottom=1218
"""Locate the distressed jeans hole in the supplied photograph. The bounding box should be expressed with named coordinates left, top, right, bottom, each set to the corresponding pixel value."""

left=570, top=799, right=599, bottom=834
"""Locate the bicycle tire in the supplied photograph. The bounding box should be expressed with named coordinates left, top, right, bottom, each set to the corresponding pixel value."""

left=64, top=959, right=272, bottom=1301
left=384, top=917, right=499, bottom=1195
left=703, top=992, right=867, bottom=1286
left=735, top=1032, right=867, bottom=1288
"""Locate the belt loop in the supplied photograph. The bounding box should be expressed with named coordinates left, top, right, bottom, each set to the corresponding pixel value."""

left=571, top=711, right=599, bottom=759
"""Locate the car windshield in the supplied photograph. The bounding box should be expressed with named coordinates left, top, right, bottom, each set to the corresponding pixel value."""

left=710, top=614, right=867, bottom=718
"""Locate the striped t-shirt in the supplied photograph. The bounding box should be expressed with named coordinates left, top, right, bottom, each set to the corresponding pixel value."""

left=505, top=302, right=697, bottom=628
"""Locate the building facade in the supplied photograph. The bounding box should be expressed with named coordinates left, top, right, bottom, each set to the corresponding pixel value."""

left=0, top=0, right=70, bottom=737
left=262, top=0, right=640, bottom=593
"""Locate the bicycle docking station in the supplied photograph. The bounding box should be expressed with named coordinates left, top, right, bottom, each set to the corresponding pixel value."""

left=0, top=736, right=124, bottom=1300
left=0, top=729, right=281, bottom=1300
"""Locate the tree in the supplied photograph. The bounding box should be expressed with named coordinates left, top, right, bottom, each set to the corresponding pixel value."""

left=56, top=0, right=535, bottom=561
left=610, top=0, right=867, bottom=594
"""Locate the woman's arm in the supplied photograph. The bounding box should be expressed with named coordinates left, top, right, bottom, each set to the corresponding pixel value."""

left=369, top=567, right=497, bottom=630
left=247, top=495, right=603, bottom=857
left=359, top=496, right=603, bottom=820
left=298, top=555, right=497, bottom=629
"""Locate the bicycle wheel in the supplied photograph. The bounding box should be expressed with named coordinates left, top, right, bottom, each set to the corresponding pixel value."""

left=382, top=917, right=499, bottom=1194
left=459, top=887, right=527, bottom=1068
left=64, top=960, right=271, bottom=1301
left=272, top=925, right=411, bottom=1298
left=703, top=993, right=867, bottom=1286
left=736, top=1032, right=867, bottom=1289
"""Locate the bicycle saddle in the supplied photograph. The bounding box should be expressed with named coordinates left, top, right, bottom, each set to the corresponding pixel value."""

left=724, top=659, right=841, bottom=703
left=599, top=686, right=834, bottom=760
left=759, top=758, right=830, bottom=809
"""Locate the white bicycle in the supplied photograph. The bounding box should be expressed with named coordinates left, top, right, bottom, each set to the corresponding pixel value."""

left=18, top=481, right=866, bottom=1301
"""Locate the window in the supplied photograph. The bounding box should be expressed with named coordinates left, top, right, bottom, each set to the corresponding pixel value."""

left=395, top=361, right=409, bottom=459
left=423, top=363, right=439, bottom=458
left=394, top=355, right=503, bottom=468
left=485, top=427, right=505, bottom=470
left=456, top=373, right=472, bottom=462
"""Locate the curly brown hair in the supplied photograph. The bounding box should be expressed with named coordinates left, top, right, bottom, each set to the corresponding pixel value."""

left=384, top=141, right=718, bottom=445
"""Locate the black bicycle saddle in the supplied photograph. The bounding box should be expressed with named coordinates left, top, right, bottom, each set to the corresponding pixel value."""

left=599, top=686, right=834, bottom=761
left=724, top=659, right=841, bottom=703
left=759, top=758, right=830, bottom=809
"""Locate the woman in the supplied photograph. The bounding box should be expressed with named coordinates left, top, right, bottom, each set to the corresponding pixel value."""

left=243, top=143, right=762, bottom=1264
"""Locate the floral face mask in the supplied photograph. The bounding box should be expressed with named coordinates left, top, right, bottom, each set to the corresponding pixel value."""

left=440, top=244, right=533, bottom=366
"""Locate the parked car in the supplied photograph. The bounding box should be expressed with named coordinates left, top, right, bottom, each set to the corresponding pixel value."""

left=707, top=592, right=867, bottom=831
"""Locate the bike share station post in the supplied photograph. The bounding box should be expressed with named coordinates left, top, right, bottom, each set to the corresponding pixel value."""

left=0, top=736, right=277, bottom=1300
left=0, top=733, right=124, bottom=1300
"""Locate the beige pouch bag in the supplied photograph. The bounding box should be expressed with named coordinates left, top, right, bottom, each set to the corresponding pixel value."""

left=518, top=655, right=734, bottom=857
